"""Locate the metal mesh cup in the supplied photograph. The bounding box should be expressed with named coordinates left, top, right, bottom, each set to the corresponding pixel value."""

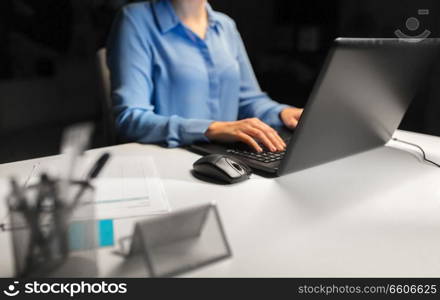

left=8, top=179, right=97, bottom=277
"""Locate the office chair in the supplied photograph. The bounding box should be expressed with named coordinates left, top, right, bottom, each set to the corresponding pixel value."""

left=97, top=48, right=117, bottom=145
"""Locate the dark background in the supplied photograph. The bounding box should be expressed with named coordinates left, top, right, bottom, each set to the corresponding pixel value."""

left=0, top=0, right=439, bottom=163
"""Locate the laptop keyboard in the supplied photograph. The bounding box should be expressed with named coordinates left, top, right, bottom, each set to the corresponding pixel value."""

left=226, top=132, right=291, bottom=164
left=226, top=148, right=286, bottom=163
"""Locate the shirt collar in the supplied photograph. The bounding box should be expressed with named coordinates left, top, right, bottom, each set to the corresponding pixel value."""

left=206, top=3, right=222, bottom=29
left=153, top=0, right=221, bottom=34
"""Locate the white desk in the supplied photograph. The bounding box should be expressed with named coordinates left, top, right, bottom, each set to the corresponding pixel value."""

left=1, top=130, right=440, bottom=277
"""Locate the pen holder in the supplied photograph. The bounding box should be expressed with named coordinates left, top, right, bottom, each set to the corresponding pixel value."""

left=7, top=178, right=98, bottom=277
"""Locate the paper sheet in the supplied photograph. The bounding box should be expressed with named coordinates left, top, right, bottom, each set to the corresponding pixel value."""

left=92, top=155, right=170, bottom=219
left=24, top=154, right=171, bottom=220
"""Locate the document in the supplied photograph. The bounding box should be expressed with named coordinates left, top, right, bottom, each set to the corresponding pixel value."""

left=24, top=154, right=171, bottom=220
left=91, top=155, right=171, bottom=219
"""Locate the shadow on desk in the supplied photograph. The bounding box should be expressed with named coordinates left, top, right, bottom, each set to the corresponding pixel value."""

left=275, top=145, right=439, bottom=218
left=104, top=255, right=148, bottom=278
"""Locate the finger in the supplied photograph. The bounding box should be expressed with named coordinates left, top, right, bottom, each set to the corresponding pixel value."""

left=258, top=121, right=286, bottom=148
left=282, top=114, right=298, bottom=129
left=237, top=132, right=263, bottom=152
left=270, top=132, right=286, bottom=150
left=262, top=130, right=285, bottom=151
left=286, top=117, right=299, bottom=129
left=247, top=118, right=284, bottom=150
left=245, top=127, right=277, bottom=152
left=251, top=123, right=285, bottom=151
left=249, top=119, right=284, bottom=148
left=293, top=109, right=304, bottom=122
left=268, top=129, right=286, bottom=148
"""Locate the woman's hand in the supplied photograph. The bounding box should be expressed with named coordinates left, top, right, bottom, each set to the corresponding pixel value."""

left=205, top=118, right=286, bottom=153
left=280, top=107, right=304, bottom=129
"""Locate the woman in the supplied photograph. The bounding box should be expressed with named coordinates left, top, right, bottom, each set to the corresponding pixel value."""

left=107, top=0, right=303, bottom=153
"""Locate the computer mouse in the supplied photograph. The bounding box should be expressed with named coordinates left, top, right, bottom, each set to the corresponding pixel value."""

left=193, top=154, right=252, bottom=184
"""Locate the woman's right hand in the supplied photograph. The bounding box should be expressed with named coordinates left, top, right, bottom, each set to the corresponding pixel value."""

left=205, top=118, right=286, bottom=153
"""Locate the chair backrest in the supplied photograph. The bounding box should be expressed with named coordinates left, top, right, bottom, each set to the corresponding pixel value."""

left=97, top=48, right=111, bottom=100
left=96, top=48, right=116, bottom=145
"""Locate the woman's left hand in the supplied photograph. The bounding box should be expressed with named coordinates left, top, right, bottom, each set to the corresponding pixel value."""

left=280, top=107, right=304, bottom=129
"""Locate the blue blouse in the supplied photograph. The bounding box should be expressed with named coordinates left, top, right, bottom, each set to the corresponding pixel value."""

left=107, top=0, right=289, bottom=147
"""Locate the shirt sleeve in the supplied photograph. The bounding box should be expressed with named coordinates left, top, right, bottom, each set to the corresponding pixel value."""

left=107, top=7, right=213, bottom=147
left=232, top=23, right=290, bottom=128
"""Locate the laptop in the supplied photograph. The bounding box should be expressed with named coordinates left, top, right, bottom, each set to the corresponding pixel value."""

left=189, top=38, right=440, bottom=176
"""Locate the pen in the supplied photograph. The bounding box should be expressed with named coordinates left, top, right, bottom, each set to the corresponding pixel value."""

left=86, top=152, right=111, bottom=180
left=70, top=152, right=111, bottom=211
